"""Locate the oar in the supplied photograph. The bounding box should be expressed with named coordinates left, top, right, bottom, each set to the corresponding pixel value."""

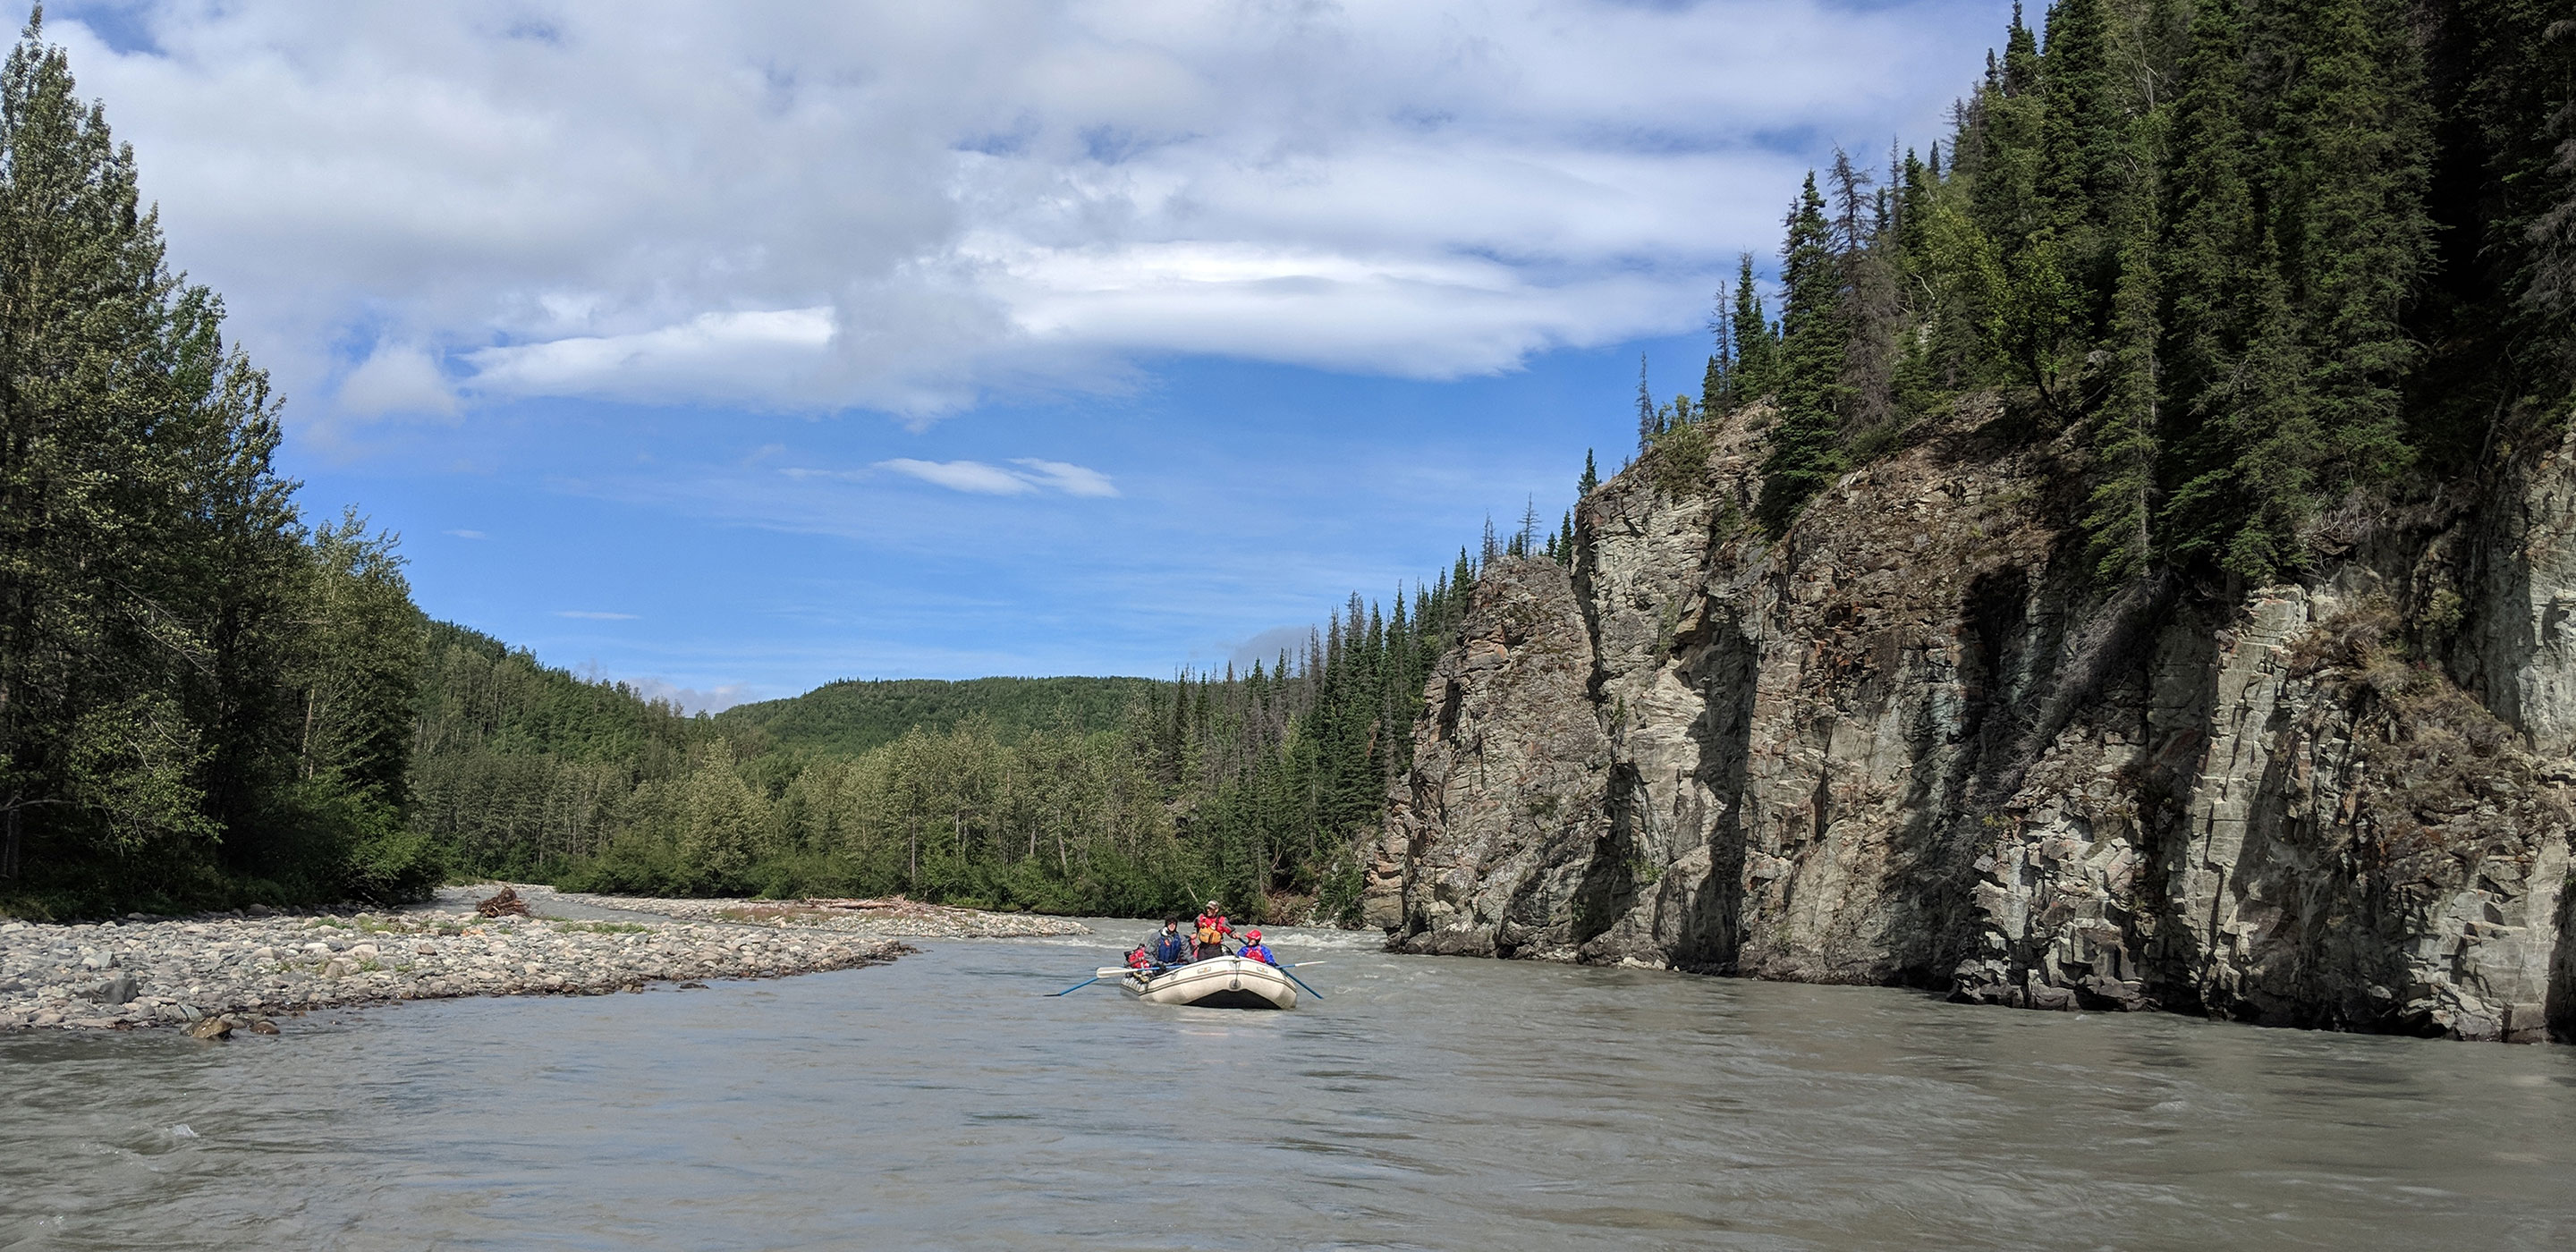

left=1273, top=964, right=1326, bottom=1001
left=1048, top=975, right=1104, bottom=996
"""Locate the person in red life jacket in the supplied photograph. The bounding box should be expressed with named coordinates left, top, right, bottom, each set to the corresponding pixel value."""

left=1192, top=901, right=1233, bottom=959
left=1124, top=945, right=1152, bottom=970
left=1239, top=929, right=1276, bottom=965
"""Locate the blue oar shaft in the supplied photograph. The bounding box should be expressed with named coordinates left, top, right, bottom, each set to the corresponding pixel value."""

left=1048, top=975, right=1102, bottom=996
left=1276, top=966, right=1324, bottom=1001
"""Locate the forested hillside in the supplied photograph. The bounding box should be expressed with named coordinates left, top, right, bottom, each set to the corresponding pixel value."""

left=1648, top=0, right=2573, bottom=574
left=714, top=676, right=1157, bottom=758
left=411, top=570, right=1489, bottom=921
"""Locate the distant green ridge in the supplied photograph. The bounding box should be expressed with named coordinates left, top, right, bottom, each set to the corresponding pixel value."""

left=714, top=675, right=1160, bottom=757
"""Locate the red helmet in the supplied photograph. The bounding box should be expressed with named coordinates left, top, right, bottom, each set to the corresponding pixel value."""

left=1246, top=928, right=1263, bottom=941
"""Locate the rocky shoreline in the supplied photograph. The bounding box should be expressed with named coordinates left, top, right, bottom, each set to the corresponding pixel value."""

left=533, top=887, right=1097, bottom=939
left=0, top=886, right=1088, bottom=1034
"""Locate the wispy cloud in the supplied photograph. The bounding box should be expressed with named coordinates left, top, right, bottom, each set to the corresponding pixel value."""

left=444, top=528, right=487, bottom=539
left=555, top=610, right=640, bottom=620
left=1009, top=458, right=1119, bottom=497
left=873, top=457, right=1119, bottom=498
left=625, top=677, right=756, bottom=716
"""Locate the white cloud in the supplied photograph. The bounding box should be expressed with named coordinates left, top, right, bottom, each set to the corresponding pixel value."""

left=46, top=0, right=2005, bottom=425
left=1228, top=624, right=1314, bottom=670
left=625, top=677, right=756, bottom=716
left=466, top=308, right=836, bottom=404
left=555, top=610, right=640, bottom=620
left=443, top=529, right=487, bottom=539
left=335, top=342, right=458, bottom=418
left=874, top=457, right=1118, bottom=498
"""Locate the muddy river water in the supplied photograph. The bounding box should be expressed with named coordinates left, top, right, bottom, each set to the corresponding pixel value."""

left=4, top=923, right=2573, bottom=1249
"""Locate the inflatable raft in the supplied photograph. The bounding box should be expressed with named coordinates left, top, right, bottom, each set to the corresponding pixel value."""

left=1121, top=955, right=1297, bottom=1010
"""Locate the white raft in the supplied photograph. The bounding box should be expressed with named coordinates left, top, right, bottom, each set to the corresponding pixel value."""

left=1120, top=955, right=1297, bottom=1011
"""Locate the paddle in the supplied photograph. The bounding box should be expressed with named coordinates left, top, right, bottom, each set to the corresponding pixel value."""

left=1275, top=965, right=1326, bottom=1001
left=1048, top=975, right=1105, bottom=996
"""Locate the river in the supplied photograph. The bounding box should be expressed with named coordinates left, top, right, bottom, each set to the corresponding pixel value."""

left=4, top=922, right=2573, bottom=1249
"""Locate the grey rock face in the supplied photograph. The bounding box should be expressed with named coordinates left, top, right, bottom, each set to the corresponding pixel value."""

left=1370, top=404, right=2576, bottom=1043
left=1369, top=558, right=1613, bottom=958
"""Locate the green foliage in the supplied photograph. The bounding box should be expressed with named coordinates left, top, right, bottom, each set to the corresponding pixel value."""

left=410, top=571, right=1479, bottom=924
left=1646, top=398, right=1714, bottom=498
left=0, top=18, right=426, bottom=916
left=1758, top=173, right=1848, bottom=529
left=716, top=675, right=1158, bottom=758
left=1705, top=252, right=1780, bottom=416
left=1716, top=0, right=2524, bottom=588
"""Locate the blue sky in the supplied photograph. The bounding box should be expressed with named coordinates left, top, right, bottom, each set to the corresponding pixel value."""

left=50, top=0, right=2013, bottom=709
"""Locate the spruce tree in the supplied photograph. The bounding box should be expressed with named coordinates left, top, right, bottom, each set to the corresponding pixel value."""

left=2082, top=108, right=2171, bottom=582
left=1965, top=6, right=2048, bottom=253
left=2156, top=0, right=2263, bottom=571
left=2038, top=0, right=2124, bottom=296
left=1758, top=174, right=1849, bottom=529
left=2266, top=0, right=2433, bottom=490
left=1730, top=254, right=1778, bottom=400
left=1633, top=354, right=1658, bottom=452
left=1703, top=284, right=1734, bottom=415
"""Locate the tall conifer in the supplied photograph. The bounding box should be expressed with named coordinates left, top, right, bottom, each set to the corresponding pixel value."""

left=1758, top=174, right=1848, bottom=529
left=1730, top=254, right=1778, bottom=400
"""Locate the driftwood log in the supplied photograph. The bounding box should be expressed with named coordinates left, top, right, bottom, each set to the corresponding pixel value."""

left=476, top=886, right=532, bottom=918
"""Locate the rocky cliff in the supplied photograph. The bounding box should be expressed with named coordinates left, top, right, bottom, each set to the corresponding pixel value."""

left=1366, top=402, right=2576, bottom=1043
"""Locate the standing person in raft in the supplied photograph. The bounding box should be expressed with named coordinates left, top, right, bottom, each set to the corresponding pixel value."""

left=1239, top=929, right=1276, bottom=965
left=1150, top=918, right=1193, bottom=967
left=1193, top=902, right=1233, bottom=959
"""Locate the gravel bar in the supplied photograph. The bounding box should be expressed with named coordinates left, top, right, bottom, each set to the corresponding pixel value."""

left=0, top=904, right=914, bottom=1034
left=530, top=886, right=1096, bottom=939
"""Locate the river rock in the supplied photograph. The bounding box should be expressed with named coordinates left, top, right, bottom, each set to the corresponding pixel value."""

left=1371, top=398, right=2576, bottom=1044
left=86, top=971, right=140, bottom=1005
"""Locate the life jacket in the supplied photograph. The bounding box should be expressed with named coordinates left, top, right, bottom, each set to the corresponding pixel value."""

left=1126, top=947, right=1151, bottom=969
left=1242, top=943, right=1275, bottom=965
left=1194, top=913, right=1230, bottom=946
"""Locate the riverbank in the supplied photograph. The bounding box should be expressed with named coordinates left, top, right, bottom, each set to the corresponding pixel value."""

left=530, top=886, right=1097, bottom=939
left=0, top=886, right=1087, bottom=1033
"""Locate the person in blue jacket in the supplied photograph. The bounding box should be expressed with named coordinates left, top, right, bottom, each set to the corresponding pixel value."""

left=1238, top=929, right=1277, bottom=965
left=1149, top=918, right=1194, bottom=967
